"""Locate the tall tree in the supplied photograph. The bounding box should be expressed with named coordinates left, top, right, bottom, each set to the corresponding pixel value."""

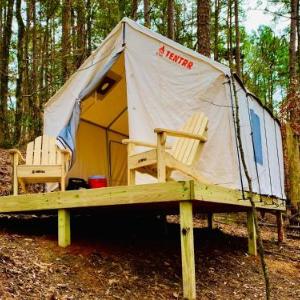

left=234, top=0, right=241, bottom=77
left=227, top=0, right=233, bottom=68
left=197, top=0, right=210, bottom=56
left=297, top=0, right=300, bottom=81
left=15, top=0, right=26, bottom=145
left=62, top=0, right=72, bottom=82
left=75, top=0, right=86, bottom=68
left=86, top=0, right=92, bottom=55
left=131, top=0, right=139, bottom=20
left=0, top=0, right=14, bottom=145
left=167, top=0, right=175, bottom=40
left=289, top=0, right=297, bottom=85
left=30, top=0, right=40, bottom=136
left=144, top=0, right=150, bottom=28
left=213, top=0, right=220, bottom=61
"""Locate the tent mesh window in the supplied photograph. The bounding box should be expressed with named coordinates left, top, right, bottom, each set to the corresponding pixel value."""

left=250, top=109, right=263, bottom=165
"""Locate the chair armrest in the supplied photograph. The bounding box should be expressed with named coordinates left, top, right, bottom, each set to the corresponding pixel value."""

left=122, top=139, right=158, bottom=149
left=59, top=149, right=71, bottom=160
left=8, top=149, right=25, bottom=163
left=122, top=139, right=172, bottom=149
left=154, top=128, right=207, bottom=142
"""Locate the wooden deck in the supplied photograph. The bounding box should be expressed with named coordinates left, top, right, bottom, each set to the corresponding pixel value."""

left=0, top=180, right=286, bottom=300
left=0, top=180, right=285, bottom=213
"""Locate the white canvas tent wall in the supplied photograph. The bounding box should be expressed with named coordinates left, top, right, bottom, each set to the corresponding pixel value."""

left=44, top=18, right=285, bottom=199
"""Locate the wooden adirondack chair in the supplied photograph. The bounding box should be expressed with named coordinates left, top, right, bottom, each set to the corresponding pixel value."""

left=123, top=112, right=208, bottom=185
left=9, top=135, right=71, bottom=195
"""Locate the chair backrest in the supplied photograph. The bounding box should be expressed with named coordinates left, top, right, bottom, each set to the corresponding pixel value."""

left=170, top=112, right=208, bottom=166
left=26, top=135, right=62, bottom=166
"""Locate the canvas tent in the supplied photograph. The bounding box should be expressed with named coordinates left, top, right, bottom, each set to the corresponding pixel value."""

left=44, top=18, right=285, bottom=199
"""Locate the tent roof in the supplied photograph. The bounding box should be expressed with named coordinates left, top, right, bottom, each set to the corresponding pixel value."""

left=45, top=18, right=280, bottom=125
left=122, top=18, right=230, bottom=76
left=123, top=18, right=281, bottom=125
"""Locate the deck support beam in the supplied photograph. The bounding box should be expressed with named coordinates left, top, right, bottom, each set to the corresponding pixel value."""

left=247, top=211, right=257, bottom=256
left=180, top=201, right=196, bottom=300
left=58, top=209, right=71, bottom=247
left=276, top=211, right=285, bottom=244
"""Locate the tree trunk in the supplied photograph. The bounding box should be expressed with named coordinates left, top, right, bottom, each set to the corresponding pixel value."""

left=144, top=0, right=150, bottom=28
left=0, top=0, right=14, bottom=145
left=86, top=0, right=92, bottom=55
left=227, top=0, right=233, bottom=68
left=30, top=0, right=40, bottom=137
left=289, top=0, right=297, bottom=85
left=213, top=0, right=220, bottom=61
left=131, top=0, right=139, bottom=20
left=167, top=0, right=174, bottom=40
left=297, top=0, right=300, bottom=81
left=75, top=0, right=86, bottom=68
left=197, top=0, right=210, bottom=57
left=234, top=0, right=241, bottom=77
left=62, top=0, right=72, bottom=82
left=15, top=0, right=26, bottom=145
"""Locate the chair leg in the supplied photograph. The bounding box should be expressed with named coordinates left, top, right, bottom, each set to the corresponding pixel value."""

left=157, top=133, right=166, bottom=183
left=11, top=154, right=18, bottom=196
left=61, top=176, right=66, bottom=192
left=19, top=179, right=26, bottom=194
left=128, top=168, right=136, bottom=185
left=13, top=177, right=18, bottom=196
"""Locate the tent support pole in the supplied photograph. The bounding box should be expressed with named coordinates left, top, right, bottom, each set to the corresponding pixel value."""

left=105, top=129, right=112, bottom=185
left=247, top=210, right=257, bottom=256
left=180, top=201, right=196, bottom=300
left=80, top=118, right=129, bottom=138
left=107, top=107, right=127, bottom=130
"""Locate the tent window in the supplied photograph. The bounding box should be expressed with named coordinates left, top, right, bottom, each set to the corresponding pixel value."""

left=250, top=109, right=263, bottom=165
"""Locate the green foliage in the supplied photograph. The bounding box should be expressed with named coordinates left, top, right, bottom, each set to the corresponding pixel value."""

left=0, top=0, right=292, bottom=146
left=243, top=25, right=289, bottom=111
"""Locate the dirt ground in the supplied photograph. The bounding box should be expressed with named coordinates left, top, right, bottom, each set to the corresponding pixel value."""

left=0, top=213, right=298, bottom=300
left=0, top=148, right=299, bottom=299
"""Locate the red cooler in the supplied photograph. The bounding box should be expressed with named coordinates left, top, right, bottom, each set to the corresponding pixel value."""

left=88, top=175, right=107, bottom=189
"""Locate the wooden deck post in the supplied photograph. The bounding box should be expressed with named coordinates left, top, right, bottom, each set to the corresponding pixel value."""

left=247, top=211, right=257, bottom=256
left=276, top=211, right=285, bottom=244
left=58, top=209, right=71, bottom=247
left=180, top=201, right=196, bottom=300
left=207, top=212, right=214, bottom=230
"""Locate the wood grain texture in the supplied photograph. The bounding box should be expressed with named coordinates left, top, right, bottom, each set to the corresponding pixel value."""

left=247, top=211, right=257, bottom=256
left=180, top=201, right=196, bottom=300
left=58, top=209, right=71, bottom=247
left=0, top=181, right=191, bottom=213
left=194, top=182, right=286, bottom=211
